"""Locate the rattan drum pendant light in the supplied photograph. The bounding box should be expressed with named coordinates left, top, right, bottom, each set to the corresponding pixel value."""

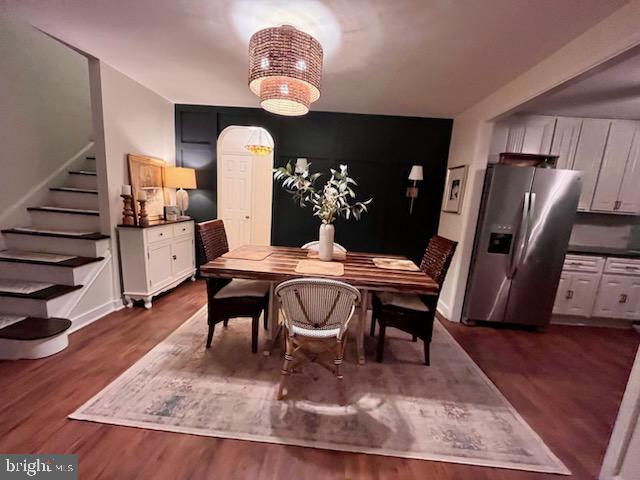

left=248, top=25, right=323, bottom=116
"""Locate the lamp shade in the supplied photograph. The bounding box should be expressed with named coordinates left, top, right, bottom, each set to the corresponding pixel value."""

left=164, top=167, right=197, bottom=190
left=408, top=165, right=424, bottom=181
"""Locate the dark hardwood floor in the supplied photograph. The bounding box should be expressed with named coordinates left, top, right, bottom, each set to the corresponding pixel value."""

left=0, top=280, right=637, bottom=479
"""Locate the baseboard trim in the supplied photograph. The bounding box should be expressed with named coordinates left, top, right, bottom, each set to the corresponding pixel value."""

left=68, top=298, right=124, bottom=334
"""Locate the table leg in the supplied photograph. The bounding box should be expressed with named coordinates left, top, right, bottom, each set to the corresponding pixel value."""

left=263, top=282, right=282, bottom=356
left=357, top=289, right=369, bottom=365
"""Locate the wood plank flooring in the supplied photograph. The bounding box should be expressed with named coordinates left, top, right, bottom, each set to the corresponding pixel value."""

left=0, top=280, right=637, bottom=479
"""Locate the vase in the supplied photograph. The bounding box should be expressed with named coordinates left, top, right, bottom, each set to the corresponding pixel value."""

left=318, top=223, right=335, bottom=261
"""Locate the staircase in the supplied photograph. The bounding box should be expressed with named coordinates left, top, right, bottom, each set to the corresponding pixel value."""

left=0, top=154, right=111, bottom=360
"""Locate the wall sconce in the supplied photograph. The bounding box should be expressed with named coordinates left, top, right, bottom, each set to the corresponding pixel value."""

left=406, top=165, right=423, bottom=214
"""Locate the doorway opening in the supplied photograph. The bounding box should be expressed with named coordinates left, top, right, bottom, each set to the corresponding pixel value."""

left=216, top=126, right=274, bottom=250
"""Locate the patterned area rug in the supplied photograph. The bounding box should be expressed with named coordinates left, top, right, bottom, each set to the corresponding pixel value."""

left=70, top=307, right=569, bottom=474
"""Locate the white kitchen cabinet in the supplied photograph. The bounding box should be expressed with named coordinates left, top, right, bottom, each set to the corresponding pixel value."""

left=617, top=125, right=640, bottom=214
left=591, top=121, right=638, bottom=213
left=505, top=115, right=556, bottom=155
left=118, top=220, right=196, bottom=309
left=553, top=271, right=600, bottom=317
left=593, top=274, right=640, bottom=320
left=550, top=117, right=583, bottom=170
left=571, top=119, right=611, bottom=211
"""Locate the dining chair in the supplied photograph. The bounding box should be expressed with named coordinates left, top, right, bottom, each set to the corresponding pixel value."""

left=371, top=235, right=457, bottom=365
left=302, top=241, right=347, bottom=253
left=196, top=219, right=269, bottom=353
left=275, top=278, right=360, bottom=406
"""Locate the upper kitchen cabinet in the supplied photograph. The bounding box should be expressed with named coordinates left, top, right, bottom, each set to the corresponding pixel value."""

left=550, top=117, right=583, bottom=169
left=591, top=120, right=639, bottom=213
left=617, top=126, right=640, bottom=213
left=505, top=115, right=556, bottom=155
left=570, top=119, right=611, bottom=211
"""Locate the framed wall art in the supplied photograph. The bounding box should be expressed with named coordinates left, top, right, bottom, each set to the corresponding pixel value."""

left=127, top=154, right=167, bottom=223
left=442, top=165, right=468, bottom=214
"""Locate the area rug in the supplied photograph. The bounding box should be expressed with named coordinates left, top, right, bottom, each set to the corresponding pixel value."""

left=70, top=306, right=569, bottom=475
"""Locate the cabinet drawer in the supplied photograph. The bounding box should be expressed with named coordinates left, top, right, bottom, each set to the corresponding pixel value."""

left=145, top=225, right=173, bottom=244
left=173, top=222, right=194, bottom=238
left=563, top=254, right=605, bottom=273
left=604, top=257, right=640, bottom=276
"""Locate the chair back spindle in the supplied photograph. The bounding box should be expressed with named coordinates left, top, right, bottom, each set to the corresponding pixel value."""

left=196, top=219, right=229, bottom=266
left=419, top=235, right=458, bottom=288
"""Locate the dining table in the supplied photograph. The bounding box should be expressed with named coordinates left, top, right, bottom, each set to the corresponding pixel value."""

left=199, top=245, right=439, bottom=364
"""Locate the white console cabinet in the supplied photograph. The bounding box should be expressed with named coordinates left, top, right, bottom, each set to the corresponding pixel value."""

left=118, top=220, right=196, bottom=308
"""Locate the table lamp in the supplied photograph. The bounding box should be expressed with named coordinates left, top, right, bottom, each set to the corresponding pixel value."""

left=406, top=165, right=423, bottom=214
left=164, top=167, right=197, bottom=219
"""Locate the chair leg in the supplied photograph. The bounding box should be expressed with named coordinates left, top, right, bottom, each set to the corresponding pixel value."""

left=412, top=334, right=418, bottom=342
left=223, top=318, right=229, bottom=327
left=370, top=314, right=376, bottom=337
left=251, top=315, right=259, bottom=353
left=376, top=321, right=386, bottom=363
left=263, top=308, right=268, bottom=330
left=277, top=336, right=294, bottom=400
left=206, top=324, right=215, bottom=348
left=424, top=340, right=431, bottom=366
left=335, top=336, right=347, bottom=406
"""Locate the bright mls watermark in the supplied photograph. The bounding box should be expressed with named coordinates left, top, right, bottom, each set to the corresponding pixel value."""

left=0, top=455, right=77, bottom=479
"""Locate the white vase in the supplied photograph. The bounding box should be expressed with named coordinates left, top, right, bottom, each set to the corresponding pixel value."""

left=318, top=223, right=335, bottom=261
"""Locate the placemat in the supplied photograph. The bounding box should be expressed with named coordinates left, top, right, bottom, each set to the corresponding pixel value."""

left=222, top=246, right=272, bottom=261
left=306, top=249, right=347, bottom=261
left=372, top=258, right=420, bottom=271
left=295, top=259, right=345, bottom=276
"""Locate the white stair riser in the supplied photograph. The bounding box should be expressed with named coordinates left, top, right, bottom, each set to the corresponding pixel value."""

left=3, top=234, right=110, bottom=257
left=0, top=294, right=70, bottom=317
left=0, top=261, right=96, bottom=286
left=29, top=210, right=100, bottom=232
left=51, top=191, right=99, bottom=210
left=67, top=174, right=97, bottom=190
left=0, top=333, right=68, bottom=360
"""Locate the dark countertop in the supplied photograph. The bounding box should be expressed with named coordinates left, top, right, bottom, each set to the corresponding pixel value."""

left=567, top=245, right=640, bottom=259
left=117, top=218, right=194, bottom=229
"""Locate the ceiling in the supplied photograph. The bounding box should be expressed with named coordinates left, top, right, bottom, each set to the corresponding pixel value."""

left=521, top=45, right=640, bottom=120
left=0, top=0, right=627, bottom=118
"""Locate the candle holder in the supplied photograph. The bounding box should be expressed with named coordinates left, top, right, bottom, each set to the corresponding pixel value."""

left=137, top=199, right=149, bottom=227
left=121, top=194, right=135, bottom=225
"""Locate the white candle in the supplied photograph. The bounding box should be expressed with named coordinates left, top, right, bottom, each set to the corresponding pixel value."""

left=137, top=189, right=147, bottom=201
left=121, top=184, right=132, bottom=196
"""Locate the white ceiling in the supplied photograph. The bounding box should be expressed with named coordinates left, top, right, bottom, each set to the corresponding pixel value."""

left=1, top=0, right=626, bottom=118
left=521, top=45, right=640, bottom=120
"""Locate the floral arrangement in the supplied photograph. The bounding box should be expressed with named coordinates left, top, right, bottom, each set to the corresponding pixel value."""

left=273, top=162, right=372, bottom=224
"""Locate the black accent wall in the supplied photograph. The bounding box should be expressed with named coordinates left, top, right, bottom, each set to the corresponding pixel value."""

left=175, top=105, right=453, bottom=262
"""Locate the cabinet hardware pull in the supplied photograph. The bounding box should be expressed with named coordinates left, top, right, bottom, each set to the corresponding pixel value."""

left=172, top=255, right=177, bottom=260
left=614, top=201, right=621, bottom=210
left=619, top=293, right=628, bottom=304
left=625, top=266, right=638, bottom=270
left=565, top=290, right=574, bottom=300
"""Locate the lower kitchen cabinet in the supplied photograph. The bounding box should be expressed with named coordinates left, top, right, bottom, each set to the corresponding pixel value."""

left=593, top=274, right=640, bottom=320
left=553, top=271, right=600, bottom=316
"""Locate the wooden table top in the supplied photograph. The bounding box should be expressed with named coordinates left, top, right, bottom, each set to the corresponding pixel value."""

left=200, top=246, right=439, bottom=295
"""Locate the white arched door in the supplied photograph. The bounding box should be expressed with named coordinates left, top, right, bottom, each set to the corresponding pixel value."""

left=217, top=126, right=274, bottom=250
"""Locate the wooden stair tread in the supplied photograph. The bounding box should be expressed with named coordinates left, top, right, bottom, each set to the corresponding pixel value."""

left=27, top=206, right=99, bottom=216
left=0, top=284, right=82, bottom=300
left=0, top=317, right=71, bottom=340
left=50, top=187, right=98, bottom=195
left=0, top=251, right=103, bottom=268
left=1, top=228, right=109, bottom=240
left=69, top=170, right=96, bottom=176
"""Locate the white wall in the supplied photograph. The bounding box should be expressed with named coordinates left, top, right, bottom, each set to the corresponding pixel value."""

left=437, top=1, right=640, bottom=322
left=0, top=15, right=92, bottom=248
left=90, top=60, right=175, bottom=302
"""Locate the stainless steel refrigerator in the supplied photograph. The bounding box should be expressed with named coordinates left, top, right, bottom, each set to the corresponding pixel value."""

left=463, top=164, right=581, bottom=327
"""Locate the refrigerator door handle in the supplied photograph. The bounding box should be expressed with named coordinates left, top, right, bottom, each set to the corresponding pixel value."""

left=508, top=192, right=530, bottom=279
left=518, top=192, right=536, bottom=269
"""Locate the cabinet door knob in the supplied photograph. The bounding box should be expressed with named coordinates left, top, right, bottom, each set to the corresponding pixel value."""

left=619, top=293, right=628, bottom=304
left=172, top=255, right=177, bottom=260
left=245, top=215, right=250, bottom=219
left=565, top=290, right=574, bottom=300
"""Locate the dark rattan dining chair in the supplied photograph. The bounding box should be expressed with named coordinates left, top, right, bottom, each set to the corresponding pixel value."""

left=370, top=235, right=457, bottom=365
left=196, top=219, right=269, bottom=353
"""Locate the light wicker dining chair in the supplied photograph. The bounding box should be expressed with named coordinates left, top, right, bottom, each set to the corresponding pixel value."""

left=301, top=241, right=347, bottom=253
left=275, top=278, right=360, bottom=406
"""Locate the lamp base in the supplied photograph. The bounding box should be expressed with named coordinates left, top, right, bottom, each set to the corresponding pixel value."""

left=176, top=188, right=189, bottom=217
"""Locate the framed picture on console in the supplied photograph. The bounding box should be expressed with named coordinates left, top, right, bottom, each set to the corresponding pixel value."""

left=127, top=154, right=166, bottom=223
left=442, top=165, right=468, bottom=214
